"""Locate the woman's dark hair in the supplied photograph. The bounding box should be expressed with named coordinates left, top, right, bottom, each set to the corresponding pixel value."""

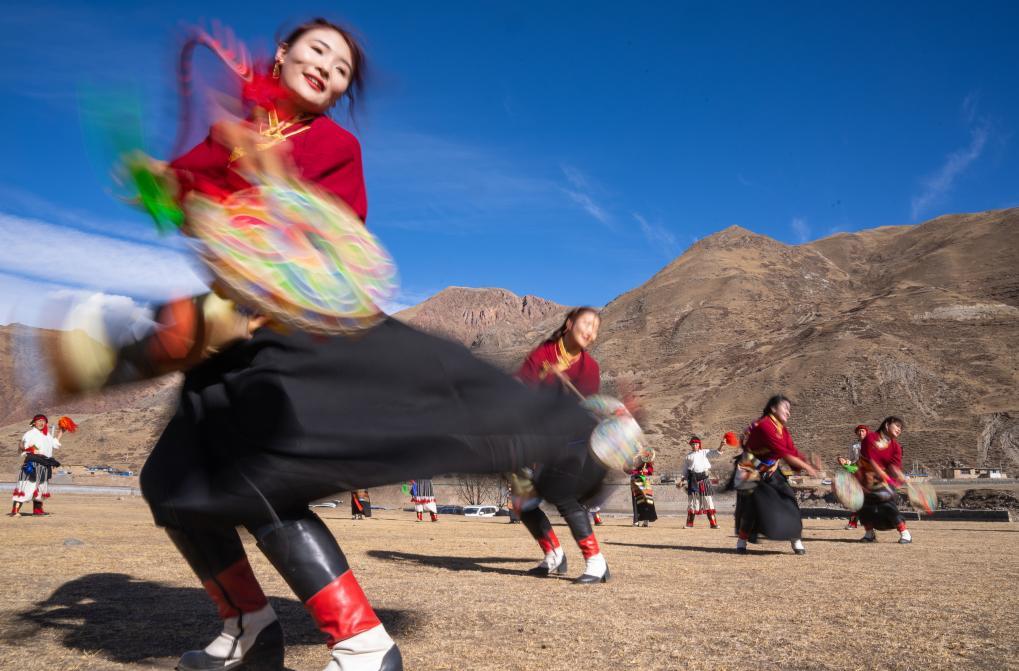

left=277, top=17, right=367, bottom=119
left=878, top=416, right=905, bottom=436
left=546, top=307, right=600, bottom=343
left=761, top=394, right=791, bottom=418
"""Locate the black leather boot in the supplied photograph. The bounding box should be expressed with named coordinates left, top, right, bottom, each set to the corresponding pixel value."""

left=526, top=553, right=567, bottom=577
left=176, top=620, right=285, bottom=670
left=572, top=566, right=610, bottom=584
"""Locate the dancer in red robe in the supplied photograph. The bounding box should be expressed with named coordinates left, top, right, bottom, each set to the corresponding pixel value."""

left=53, top=18, right=602, bottom=671
left=856, top=416, right=913, bottom=544
left=515, top=308, right=611, bottom=583
left=734, top=395, right=819, bottom=555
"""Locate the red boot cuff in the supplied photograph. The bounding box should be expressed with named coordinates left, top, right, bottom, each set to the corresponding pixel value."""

left=202, top=558, right=269, bottom=619
left=577, top=534, right=600, bottom=559
left=305, top=570, right=382, bottom=648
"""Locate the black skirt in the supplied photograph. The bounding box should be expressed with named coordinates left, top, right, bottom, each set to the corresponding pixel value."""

left=857, top=489, right=903, bottom=531
left=630, top=479, right=657, bottom=522
left=736, top=470, right=802, bottom=541
left=141, top=318, right=597, bottom=529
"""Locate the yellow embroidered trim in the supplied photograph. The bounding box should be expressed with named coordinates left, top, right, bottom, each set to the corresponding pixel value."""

left=768, top=414, right=784, bottom=437
left=229, top=108, right=313, bottom=163
left=538, top=338, right=580, bottom=380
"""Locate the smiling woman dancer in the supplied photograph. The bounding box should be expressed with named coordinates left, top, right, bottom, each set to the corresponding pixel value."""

left=515, top=307, right=612, bottom=584
left=734, top=395, right=819, bottom=556
left=856, top=416, right=913, bottom=545
left=51, top=18, right=608, bottom=671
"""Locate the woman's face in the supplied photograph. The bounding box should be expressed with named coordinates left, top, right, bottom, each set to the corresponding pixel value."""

left=856, top=427, right=868, bottom=440
left=691, top=441, right=702, bottom=451
left=773, top=400, right=791, bottom=423
left=566, top=312, right=600, bottom=350
left=888, top=422, right=902, bottom=439
left=275, top=27, right=354, bottom=114
left=33, top=418, right=46, bottom=430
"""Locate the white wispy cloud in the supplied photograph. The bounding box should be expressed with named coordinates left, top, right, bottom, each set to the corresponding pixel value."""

left=563, top=188, right=613, bottom=226
left=0, top=185, right=186, bottom=250
left=633, top=213, right=678, bottom=258
left=379, top=286, right=439, bottom=315
left=365, top=132, right=618, bottom=232
left=561, top=164, right=591, bottom=191
left=791, top=216, right=810, bottom=244
left=0, top=212, right=208, bottom=301
left=560, top=164, right=613, bottom=228
left=365, top=131, right=566, bottom=233
left=910, top=94, right=992, bottom=221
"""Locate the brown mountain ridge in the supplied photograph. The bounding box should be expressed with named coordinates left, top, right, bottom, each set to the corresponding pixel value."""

left=3, top=208, right=1017, bottom=477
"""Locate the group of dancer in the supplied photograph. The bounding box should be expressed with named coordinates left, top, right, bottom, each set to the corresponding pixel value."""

left=27, top=16, right=919, bottom=671
left=38, top=18, right=614, bottom=671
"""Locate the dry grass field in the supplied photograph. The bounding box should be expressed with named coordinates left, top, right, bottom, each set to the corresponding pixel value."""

left=0, top=495, right=1016, bottom=671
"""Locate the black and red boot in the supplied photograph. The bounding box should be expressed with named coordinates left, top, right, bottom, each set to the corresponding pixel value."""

left=572, top=533, right=609, bottom=584
left=256, top=513, right=402, bottom=671
left=166, top=528, right=284, bottom=671
left=558, top=507, right=608, bottom=584
left=520, top=509, right=567, bottom=577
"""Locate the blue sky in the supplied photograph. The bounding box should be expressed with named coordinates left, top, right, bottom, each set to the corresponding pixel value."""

left=1, top=2, right=1017, bottom=326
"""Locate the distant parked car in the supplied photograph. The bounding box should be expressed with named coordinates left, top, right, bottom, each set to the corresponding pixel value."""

left=437, top=505, right=464, bottom=515
left=310, top=500, right=339, bottom=509
left=494, top=508, right=511, bottom=517
left=463, top=505, right=498, bottom=517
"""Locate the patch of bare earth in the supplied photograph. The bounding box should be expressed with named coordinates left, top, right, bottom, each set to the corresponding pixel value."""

left=0, top=496, right=1016, bottom=670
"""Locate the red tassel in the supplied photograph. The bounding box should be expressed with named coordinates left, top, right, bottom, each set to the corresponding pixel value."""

left=58, top=416, right=78, bottom=433
left=242, top=73, right=289, bottom=109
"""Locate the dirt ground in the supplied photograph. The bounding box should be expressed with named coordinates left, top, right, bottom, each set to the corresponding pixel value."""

left=0, top=496, right=1016, bottom=671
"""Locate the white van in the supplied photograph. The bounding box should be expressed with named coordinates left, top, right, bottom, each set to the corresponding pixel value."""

left=463, top=505, right=498, bottom=517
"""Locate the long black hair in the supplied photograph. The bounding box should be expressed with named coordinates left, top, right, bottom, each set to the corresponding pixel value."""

left=545, top=306, right=600, bottom=344
left=761, top=394, right=791, bottom=418
left=878, top=416, right=904, bottom=436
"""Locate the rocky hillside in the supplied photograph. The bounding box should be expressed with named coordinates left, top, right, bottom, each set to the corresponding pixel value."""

left=3, top=208, right=1017, bottom=477
left=587, top=209, right=1019, bottom=471
left=396, top=286, right=567, bottom=369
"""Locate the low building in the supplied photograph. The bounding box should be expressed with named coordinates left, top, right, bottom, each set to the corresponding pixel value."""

left=941, top=467, right=1009, bottom=479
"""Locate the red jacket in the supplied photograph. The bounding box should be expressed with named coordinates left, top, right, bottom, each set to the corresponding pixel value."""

left=170, top=115, right=368, bottom=221
left=859, top=431, right=903, bottom=484
left=744, top=415, right=802, bottom=465
left=517, top=340, right=600, bottom=397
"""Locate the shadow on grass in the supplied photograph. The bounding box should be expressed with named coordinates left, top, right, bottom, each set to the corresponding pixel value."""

left=605, top=541, right=787, bottom=556
left=935, top=527, right=1018, bottom=533
left=803, top=537, right=873, bottom=544
left=5, top=572, right=415, bottom=666
left=368, top=550, right=534, bottom=576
